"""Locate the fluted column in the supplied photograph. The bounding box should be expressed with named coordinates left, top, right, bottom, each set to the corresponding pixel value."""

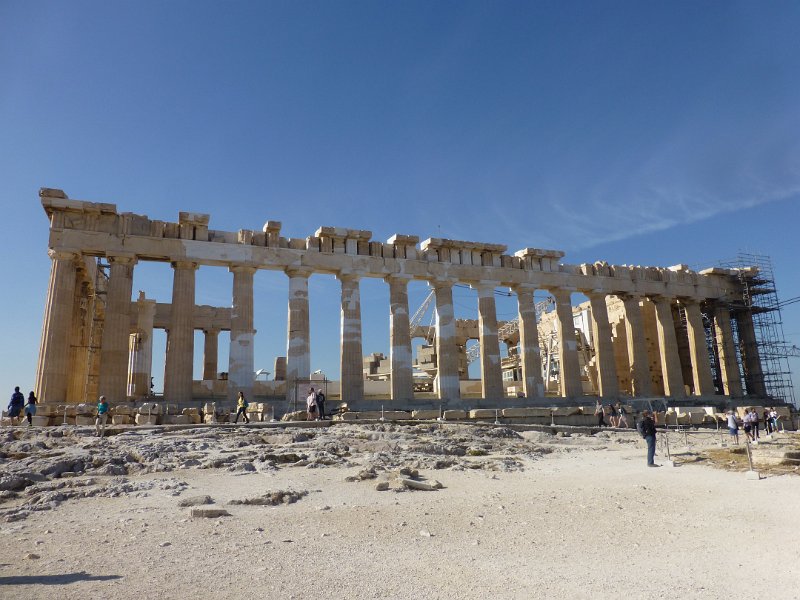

left=653, top=296, right=686, bottom=398
left=551, top=288, right=582, bottom=398
left=202, top=329, right=219, bottom=381
left=682, top=300, right=715, bottom=396
left=66, top=277, right=90, bottom=403
left=387, top=275, right=414, bottom=402
left=474, top=282, right=503, bottom=400
left=339, top=273, right=364, bottom=403
left=621, top=294, right=652, bottom=397
left=228, top=266, right=256, bottom=402
left=128, top=293, right=156, bottom=399
left=433, top=280, right=461, bottom=401
left=735, top=310, right=765, bottom=397
left=713, top=305, right=743, bottom=397
left=164, top=261, right=198, bottom=402
left=587, top=292, right=619, bottom=398
left=35, top=249, right=79, bottom=403
left=286, top=268, right=311, bottom=405
left=98, top=255, right=137, bottom=403
left=515, top=285, right=544, bottom=398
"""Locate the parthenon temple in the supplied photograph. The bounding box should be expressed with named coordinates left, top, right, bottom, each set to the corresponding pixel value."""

left=35, top=188, right=769, bottom=412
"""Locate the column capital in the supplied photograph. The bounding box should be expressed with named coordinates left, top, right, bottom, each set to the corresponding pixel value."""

left=285, top=266, right=313, bottom=279
left=384, top=273, right=413, bottom=284
left=337, top=271, right=361, bottom=283
left=429, top=277, right=457, bottom=289
left=511, top=283, right=537, bottom=294
left=107, top=253, right=138, bottom=266
left=48, top=248, right=80, bottom=261
left=203, top=327, right=221, bottom=335
left=677, top=296, right=704, bottom=307
left=548, top=287, right=574, bottom=300
left=470, top=281, right=499, bottom=296
left=230, top=264, right=257, bottom=275
left=650, top=294, right=676, bottom=303
left=171, top=260, right=198, bottom=270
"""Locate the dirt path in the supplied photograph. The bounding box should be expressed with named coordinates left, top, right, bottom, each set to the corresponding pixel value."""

left=1, top=426, right=799, bottom=599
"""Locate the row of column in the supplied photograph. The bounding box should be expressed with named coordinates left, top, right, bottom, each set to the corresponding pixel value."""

left=35, top=249, right=758, bottom=404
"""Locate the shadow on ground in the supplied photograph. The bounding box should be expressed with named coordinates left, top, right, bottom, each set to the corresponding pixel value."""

left=0, top=571, right=122, bottom=585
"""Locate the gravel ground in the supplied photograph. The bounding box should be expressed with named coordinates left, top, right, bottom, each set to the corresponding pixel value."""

left=1, top=424, right=798, bottom=599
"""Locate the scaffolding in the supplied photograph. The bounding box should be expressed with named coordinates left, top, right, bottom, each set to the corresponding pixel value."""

left=719, top=252, right=796, bottom=406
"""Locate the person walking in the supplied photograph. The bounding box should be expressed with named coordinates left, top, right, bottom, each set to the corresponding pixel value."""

left=316, top=389, right=326, bottom=420
left=95, top=396, right=109, bottom=438
left=608, top=402, right=618, bottom=428
left=306, top=388, right=318, bottom=421
left=726, top=409, right=739, bottom=445
left=637, top=410, right=658, bottom=467
left=234, top=391, right=250, bottom=424
left=7, top=387, right=25, bottom=425
left=24, top=391, right=37, bottom=426
left=594, top=400, right=607, bottom=427
left=615, top=401, right=629, bottom=428
left=742, top=409, right=754, bottom=442
left=763, top=408, right=772, bottom=435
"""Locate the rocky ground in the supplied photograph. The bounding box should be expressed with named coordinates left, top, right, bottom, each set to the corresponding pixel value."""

left=1, top=423, right=799, bottom=599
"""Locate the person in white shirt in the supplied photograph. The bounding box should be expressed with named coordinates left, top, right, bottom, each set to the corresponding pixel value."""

left=726, top=410, right=739, bottom=445
left=306, top=388, right=318, bottom=422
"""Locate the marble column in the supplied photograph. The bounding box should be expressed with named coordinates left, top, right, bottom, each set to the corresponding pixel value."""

left=682, top=300, right=715, bottom=396
left=621, top=294, right=652, bottom=397
left=228, top=266, right=256, bottom=403
left=98, top=255, right=137, bottom=403
left=433, top=280, right=461, bottom=401
left=128, top=292, right=156, bottom=399
left=713, top=306, right=743, bottom=397
left=35, top=249, right=79, bottom=404
left=515, top=286, right=544, bottom=399
left=66, top=277, right=91, bottom=403
left=653, top=296, right=686, bottom=398
left=474, top=283, right=503, bottom=400
left=339, top=273, right=364, bottom=403
left=164, top=261, right=197, bottom=403
left=551, top=288, right=582, bottom=398
left=202, top=329, right=219, bottom=381
left=587, top=293, right=619, bottom=398
left=735, top=310, right=766, bottom=397
left=387, top=275, right=414, bottom=402
left=286, top=268, right=311, bottom=405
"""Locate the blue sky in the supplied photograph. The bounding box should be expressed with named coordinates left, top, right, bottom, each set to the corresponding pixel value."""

left=1, top=1, right=798, bottom=399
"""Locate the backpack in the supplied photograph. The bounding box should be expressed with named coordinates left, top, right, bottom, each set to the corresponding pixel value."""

left=636, top=418, right=646, bottom=437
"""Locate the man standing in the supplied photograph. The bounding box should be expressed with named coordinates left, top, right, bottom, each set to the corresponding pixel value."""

left=7, top=387, right=25, bottom=425
left=95, top=396, right=110, bottom=438
left=637, top=410, right=658, bottom=467
left=306, top=388, right=318, bottom=422
left=316, top=389, right=326, bottom=420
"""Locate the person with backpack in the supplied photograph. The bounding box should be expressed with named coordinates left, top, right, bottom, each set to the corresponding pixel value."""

left=637, top=410, right=658, bottom=467
left=615, top=401, right=629, bottom=428
left=316, top=389, right=326, bottom=420
left=234, top=391, right=250, bottom=424
left=726, top=409, right=739, bottom=445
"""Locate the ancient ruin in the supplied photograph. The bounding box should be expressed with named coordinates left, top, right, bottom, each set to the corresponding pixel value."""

left=35, top=187, right=773, bottom=413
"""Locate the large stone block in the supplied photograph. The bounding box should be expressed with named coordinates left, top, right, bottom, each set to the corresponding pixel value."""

left=470, top=409, right=499, bottom=419
left=135, top=414, right=158, bottom=425
left=111, top=415, right=132, bottom=425
left=502, top=407, right=551, bottom=418
left=442, top=410, right=467, bottom=420
left=412, top=410, right=441, bottom=420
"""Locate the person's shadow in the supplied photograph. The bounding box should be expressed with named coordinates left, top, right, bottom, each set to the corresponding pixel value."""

left=0, top=571, right=122, bottom=585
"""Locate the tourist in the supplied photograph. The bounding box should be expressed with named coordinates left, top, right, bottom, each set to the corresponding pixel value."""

left=637, top=410, right=658, bottom=467
left=750, top=408, right=760, bottom=441
left=316, top=389, right=326, bottom=420
left=24, top=391, right=37, bottom=426
left=95, top=396, right=109, bottom=438
left=763, top=408, right=772, bottom=434
left=769, top=407, right=780, bottom=433
left=594, top=400, right=607, bottom=427
left=608, top=402, right=618, bottom=428
left=7, top=386, right=25, bottom=425
left=234, top=391, right=250, bottom=424
left=742, top=409, right=754, bottom=442
left=306, top=388, right=318, bottom=421
left=726, top=410, right=739, bottom=445
left=615, top=402, right=629, bottom=428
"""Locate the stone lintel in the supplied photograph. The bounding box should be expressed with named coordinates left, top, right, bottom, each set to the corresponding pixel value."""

left=315, top=226, right=372, bottom=241
left=514, top=247, right=565, bottom=259
left=179, top=212, right=210, bottom=227
left=262, top=220, right=282, bottom=233
left=421, top=237, right=507, bottom=253
left=386, top=234, right=420, bottom=246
